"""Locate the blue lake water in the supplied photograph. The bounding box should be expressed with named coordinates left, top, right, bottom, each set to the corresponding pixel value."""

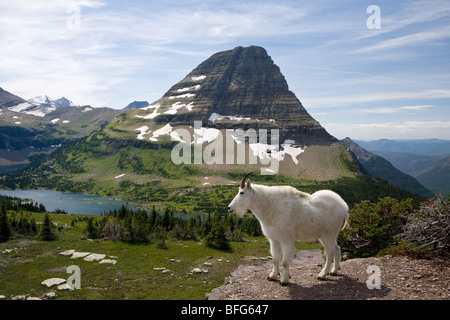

left=0, top=189, right=133, bottom=215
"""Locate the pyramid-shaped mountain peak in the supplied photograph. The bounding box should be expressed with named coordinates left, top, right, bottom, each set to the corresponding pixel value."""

left=10, top=46, right=361, bottom=196
left=139, top=45, right=336, bottom=146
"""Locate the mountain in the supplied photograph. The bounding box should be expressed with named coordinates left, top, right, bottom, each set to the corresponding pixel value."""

left=100, top=46, right=354, bottom=180
left=0, top=87, right=124, bottom=172
left=27, top=95, right=76, bottom=108
left=355, top=139, right=450, bottom=156
left=355, top=139, right=450, bottom=195
left=341, top=138, right=433, bottom=197
left=3, top=46, right=425, bottom=209
left=373, top=151, right=448, bottom=177
left=123, top=101, right=149, bottom=110
left=0, top=87, right=28, bottom=108
left=156, top=45, right=336, bottom=146
left=416, top=156, right=450, bottom=195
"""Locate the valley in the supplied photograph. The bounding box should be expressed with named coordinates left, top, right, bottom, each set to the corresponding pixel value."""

left=356, top=139, right=450, bottom=196
left=1, top=46, right=436, bottom=212
left=1, top=45, right=447, bottom=303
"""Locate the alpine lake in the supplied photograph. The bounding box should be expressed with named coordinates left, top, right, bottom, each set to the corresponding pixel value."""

left=0, top=189, right=136, bottom=215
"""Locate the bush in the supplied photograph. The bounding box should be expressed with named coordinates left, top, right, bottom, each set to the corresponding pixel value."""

left=400, top=194, right=449, bottom=256
left=155, top=226, right=168, bottom=249
left=102, top=220, right=122, bottom=240
left=340, top=197, right=413, bottom=258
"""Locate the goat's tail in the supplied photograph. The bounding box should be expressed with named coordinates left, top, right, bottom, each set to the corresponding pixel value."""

left=341, top=212, right=350, bottom=231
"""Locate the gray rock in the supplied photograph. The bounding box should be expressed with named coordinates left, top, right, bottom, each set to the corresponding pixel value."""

left=41, top=278, right=66, bottom=287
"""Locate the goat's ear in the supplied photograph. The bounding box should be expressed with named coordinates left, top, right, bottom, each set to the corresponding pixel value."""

left=246, top=180, right=252, bottom=189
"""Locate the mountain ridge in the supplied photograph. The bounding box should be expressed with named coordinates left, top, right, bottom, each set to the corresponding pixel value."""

left=355, top=139, right=450, bottom=156
left=27, top=95, right=76, bottom=108
left=341, top=137, right=433, bottom=197
left=0, top=87, right=123, bottom=171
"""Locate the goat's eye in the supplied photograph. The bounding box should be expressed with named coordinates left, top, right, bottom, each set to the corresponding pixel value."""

left=240, top=192, right=244, bottom=195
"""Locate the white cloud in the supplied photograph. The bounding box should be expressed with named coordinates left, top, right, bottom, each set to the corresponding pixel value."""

left=324, top=121, right=450, bottom=140
left=357, top=27, right=450, bottom=53
left=1, top=0, right=449, bottom=128
left=353, top=105, right=434, bottom=114
left=400, top=105, right=434, bottom=110
left=0, top=1, right=315, bottom=108
left=303, top=90, right=450, bottom=109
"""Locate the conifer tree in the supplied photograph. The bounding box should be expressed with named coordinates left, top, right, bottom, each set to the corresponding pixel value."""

left=206, top=217, right=231, bottom=251
left=149, top=206, right=157, bottom=227
left=41, top=213, right=57, bottom=241
left=0, top=202, right=11, bottom=242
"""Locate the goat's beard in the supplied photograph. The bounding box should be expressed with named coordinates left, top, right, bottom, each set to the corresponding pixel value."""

left=231, top=208, right=247, bottom=219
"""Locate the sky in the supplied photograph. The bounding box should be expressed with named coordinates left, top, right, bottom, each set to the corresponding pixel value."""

left=0, top=0, right=449, bottom=140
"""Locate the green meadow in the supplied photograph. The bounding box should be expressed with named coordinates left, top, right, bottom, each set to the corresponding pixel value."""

left=0, top=211, right=319, bottom=300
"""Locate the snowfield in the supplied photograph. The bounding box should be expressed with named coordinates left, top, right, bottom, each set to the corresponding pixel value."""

left=135, top=125, right=150, bottom=140
left=150, top=123, right=173, bottom=142
left=177, top=85, right=200, bottom=92
left=8, top=102, right=56, bottom=117
left=209, top=113, right=251, bottom=122
left=168, top=93, right=195, bottom=100
left=164, top=101, right=194, bottom=114
left=191, top=75, right=206, bottom=81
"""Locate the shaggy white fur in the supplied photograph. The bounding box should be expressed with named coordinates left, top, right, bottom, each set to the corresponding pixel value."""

left=228, top=174, right=349, bottom=285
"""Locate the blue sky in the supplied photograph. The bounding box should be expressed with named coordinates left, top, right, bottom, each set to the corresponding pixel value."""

left=0, top=0, right=449, bottom=140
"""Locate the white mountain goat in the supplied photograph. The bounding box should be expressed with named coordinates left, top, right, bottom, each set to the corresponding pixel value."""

left=228, top=172, right=349, bottom=286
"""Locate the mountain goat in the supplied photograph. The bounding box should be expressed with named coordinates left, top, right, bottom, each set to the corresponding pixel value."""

left=228, top=172, right=349, bottom=286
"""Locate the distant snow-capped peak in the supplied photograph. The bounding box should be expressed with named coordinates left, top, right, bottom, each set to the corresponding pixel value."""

left=27, top=95, right=75, bottom=107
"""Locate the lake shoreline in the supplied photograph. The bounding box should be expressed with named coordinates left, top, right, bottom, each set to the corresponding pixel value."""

left=0, top=189, right=135, bottom=215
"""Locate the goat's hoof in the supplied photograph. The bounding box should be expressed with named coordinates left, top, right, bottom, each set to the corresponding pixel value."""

left=317, top=275, right=327, bottom=281
left=280, top=281, right=289, bottom=286
left=267, top=276, right=278, bottom=282
left=330, top=272, right=338, bottom=276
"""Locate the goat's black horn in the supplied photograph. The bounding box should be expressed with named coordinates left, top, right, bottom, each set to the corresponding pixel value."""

left=240, top=172, right=253, bottom=188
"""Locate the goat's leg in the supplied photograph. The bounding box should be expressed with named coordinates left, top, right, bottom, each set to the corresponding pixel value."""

left=268, top=239, right=281, bottom=281
left=330, top=243, right=341, bottom=276
left=318, top=238, right=335, bottom=280
left=280, top=241, right=295, bottom=286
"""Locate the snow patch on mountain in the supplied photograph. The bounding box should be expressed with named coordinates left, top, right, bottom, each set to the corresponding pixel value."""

left=191, top=75, right=206, bottom=81
left=8, top=102, right=56, bottom=118
left=209, top=113, right=251, bottom=122
left=6, top=95, right=76, bottom=118
left=177, top=85, right=200, bottom=92
left=8, top=102, right=32, bottom=113
left=165, top=101, right=194, bottom=115
left=136, top=104, right=160, bottom=119
left=150, top=123, right=173, bottom=142
left=135, top=125, right=151, bottom=140
left=133, top=122, right=305, bottom=165
left=27, top=95, right=75, bottom=108
left=168, top=93, right=195, bottom=100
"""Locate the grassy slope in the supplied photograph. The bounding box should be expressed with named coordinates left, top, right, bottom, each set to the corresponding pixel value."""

left=0, top=211, right=319, bottom=300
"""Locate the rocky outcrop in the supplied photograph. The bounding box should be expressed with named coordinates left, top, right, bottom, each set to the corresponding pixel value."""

left=206, top=250, right=450, bottom=300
